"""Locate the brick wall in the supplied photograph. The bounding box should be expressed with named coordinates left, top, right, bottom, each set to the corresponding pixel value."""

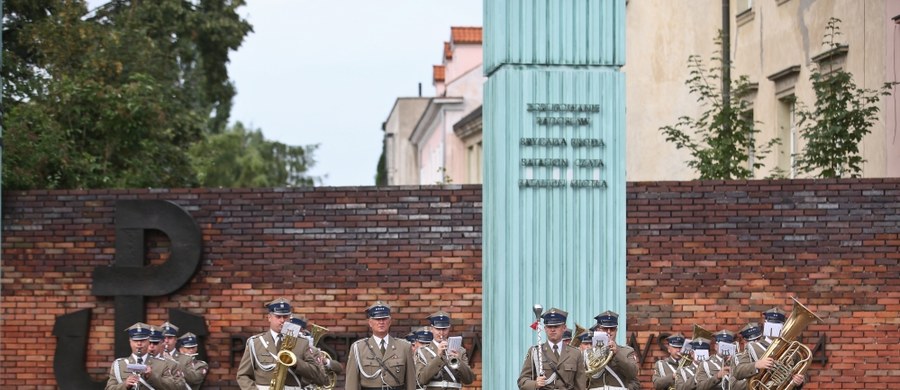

left=2, top=179, right=898, bottom=389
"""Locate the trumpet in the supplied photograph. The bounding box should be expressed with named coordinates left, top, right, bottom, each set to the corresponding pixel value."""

left=437, top=334, right=460, bottom=370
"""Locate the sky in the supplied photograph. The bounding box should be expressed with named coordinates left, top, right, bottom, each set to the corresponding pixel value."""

left=227, top=1, right=484, bottom=186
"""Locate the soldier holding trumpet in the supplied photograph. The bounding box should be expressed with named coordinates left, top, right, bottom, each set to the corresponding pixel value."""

left=416, top=311, right=476, bottom=389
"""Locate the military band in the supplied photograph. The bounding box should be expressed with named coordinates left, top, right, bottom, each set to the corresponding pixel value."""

left=106, top=322, right=182, bottom=390
left=95, top=297, right=822, bottom=390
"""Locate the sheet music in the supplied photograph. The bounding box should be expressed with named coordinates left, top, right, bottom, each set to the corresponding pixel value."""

left=693, top=349, right=710, bottom=361
left=448, top=336, right=462, bottom=353
left=592, top=332, right=609, bottom=348
left=718, top=342, right=736, bottom=357
left=763, top=322, right=783, bottom=338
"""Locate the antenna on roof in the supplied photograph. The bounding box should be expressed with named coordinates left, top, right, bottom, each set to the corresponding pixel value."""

left=418, top=83, right=422, bottom=97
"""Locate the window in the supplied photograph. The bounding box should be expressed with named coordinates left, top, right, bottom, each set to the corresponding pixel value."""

left=467, top=141, right=483, bottom=184
left=737, top=0, right=752, bottom=14
left=776, top=96, right=797, bottom=178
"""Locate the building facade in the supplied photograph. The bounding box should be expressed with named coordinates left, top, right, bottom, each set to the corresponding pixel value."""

left=382, top=0, right=900, bottom=184
left=382, top=27, right=484, bottom=186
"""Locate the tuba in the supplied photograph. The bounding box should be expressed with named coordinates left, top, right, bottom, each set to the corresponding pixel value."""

left=271, top=322, right=301, bottom=390
left=749, top=298, right=822, bottom=390
left=308, top=323, right=337, bottom=390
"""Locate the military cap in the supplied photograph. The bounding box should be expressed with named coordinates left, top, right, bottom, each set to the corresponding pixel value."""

left=594, top=310, right=619, bottom=328
left=148, top=325, right=164, bottom=343
left=714, top=329, right=735, bottom=343
left=415, top=327, right=434, bottom=343
left=178, top=332, right=199, bottom=348
left=428, top=310, right=452, bottom=328
left=266, top=297, right=292, bottom=315
left=126, top=322, right=152, bottom=340
left=578, top=330, right=593, bottom=343
left=667, top=333, right=686, bottom=348
left=562, top=328, right=573, bottom=341
left=160, top=322, right=179, bottom=337
left=289, top=315, right=308, bottom=329
left=405, top=327, right=417, bottom=343
left=763, top=307, right=786, bottom=323
left=366, top=301, right=391, bottom=319
left=739, top=322, right=762, bottom=341
left=541, top=308, right=568, bottom=326
left=689, top=337, right=711, bottom=350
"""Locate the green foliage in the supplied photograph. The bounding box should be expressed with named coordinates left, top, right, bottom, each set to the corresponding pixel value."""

left=190, top=122, right=320, bottom=188
left=794, top=18, right=896, bottom=178
left=660, top=46, right=778, bottom=180
left=3, top=0, right=319, bottom=189
left=375, top=146, right=387, bottom=186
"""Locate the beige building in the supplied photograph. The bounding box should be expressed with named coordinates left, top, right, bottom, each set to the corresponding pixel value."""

left=383, top=1, right=900, bottom=184
left=627, top=0, right=900, bottom=180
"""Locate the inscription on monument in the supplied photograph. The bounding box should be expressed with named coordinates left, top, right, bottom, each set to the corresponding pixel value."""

left=519, top=103, right=606, bottom=189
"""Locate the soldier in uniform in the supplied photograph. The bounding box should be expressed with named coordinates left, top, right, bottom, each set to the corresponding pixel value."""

left=417, top=311, right=476, bottom=389
left=177, top=333, right=209, bottom=390
left=288, top=315, right=343, bottom=388
left=106, top=322, right=182, bottom=390
left=517, top=308, right=586, bottom=390
left=673, top=337, right=710, bottom=390
left=160, top=321, right=180, bottom=359
left=732, top=310, right=805, bottom=389
left=345, top=301, right=417, bottom=390
left=148, top=325, right=186, bottom=389
left=577, top=330, right=593, bottom=353
left=587, top=310, right=639, bottom=390
left=236, top=297, right=328, bottom=390
left=652, top=333, right=685, bottom=390
left=694, top=330, right=736, bottom=390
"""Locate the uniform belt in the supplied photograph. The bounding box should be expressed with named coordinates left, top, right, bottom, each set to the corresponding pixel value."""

left=589, top=386, right=627, bottom=390
left=361, top=387, right=403, bottom=390
left=255, top=386, right=302, bottom=390
left=426, top=380, right=463, bottom=389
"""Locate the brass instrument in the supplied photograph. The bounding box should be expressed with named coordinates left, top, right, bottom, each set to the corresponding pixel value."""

left=574, top=323, right=614, bottom=377
left=568, top=323, right=587, bottom=348
left=749, top=298, right=822, bottom=390
left=668, top=325, right=715, bottom=390
left=308, top=323, right=337, bottom=390
left=271, top=322, right=301, bottom=390
left=441, top=335, right=461, bottom=370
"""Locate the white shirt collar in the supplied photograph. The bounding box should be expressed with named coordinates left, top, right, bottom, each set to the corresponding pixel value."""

left=373, top=334, right=390, bottom=346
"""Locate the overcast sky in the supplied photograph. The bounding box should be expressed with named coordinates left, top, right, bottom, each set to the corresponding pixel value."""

left=227, top=0, right=483, bottom=186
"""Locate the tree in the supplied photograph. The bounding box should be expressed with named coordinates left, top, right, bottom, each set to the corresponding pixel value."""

left=660, top=39, right=778, bottom=180
left=190, top=122, right=320, bottom=188
left=4, top=0, right=210, bottom=189
left=794, top=18, right=896, bottom=178
left=3, top=0, right=320, bottom=189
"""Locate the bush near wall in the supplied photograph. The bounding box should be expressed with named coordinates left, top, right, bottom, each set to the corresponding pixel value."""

left=2, top=179, right=898, bottom=389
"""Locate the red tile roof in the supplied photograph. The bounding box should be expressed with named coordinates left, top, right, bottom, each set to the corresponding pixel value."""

left=444, top=42, right=452, bottom=60
left=450, top=27, right=482, bottom=44
left=433, top=65, right=445, bottom=83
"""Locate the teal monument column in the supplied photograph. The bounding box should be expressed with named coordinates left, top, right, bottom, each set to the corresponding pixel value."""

left=482, top=0, right=626, bottom=388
